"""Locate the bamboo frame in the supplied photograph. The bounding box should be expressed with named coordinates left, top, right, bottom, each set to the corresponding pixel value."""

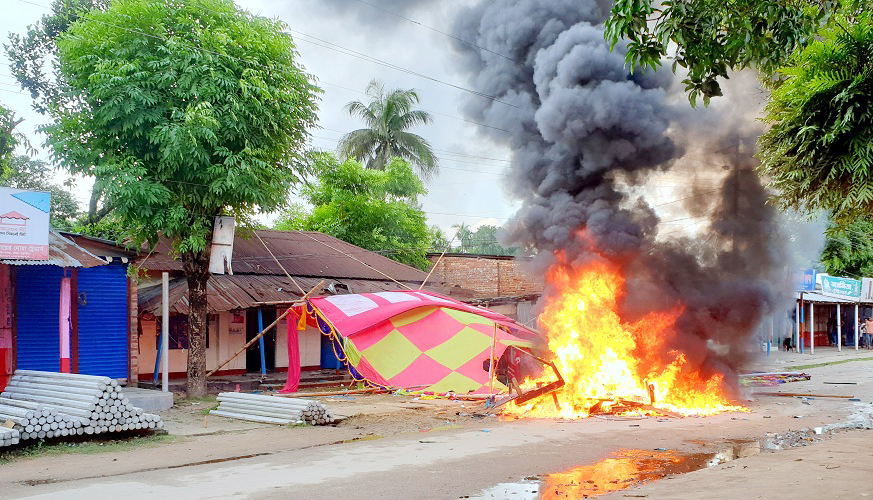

left=206, top=280, right=325, bottom=377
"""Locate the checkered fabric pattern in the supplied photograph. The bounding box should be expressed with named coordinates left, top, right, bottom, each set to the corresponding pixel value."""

left=345, top=307, right=530, bottom=393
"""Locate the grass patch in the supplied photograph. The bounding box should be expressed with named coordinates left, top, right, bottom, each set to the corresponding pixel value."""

left=784, top=356, right=873, bottom=372
left=200, top=403, right=219, bottom=416
left=0, top=434, right=178, bottom=465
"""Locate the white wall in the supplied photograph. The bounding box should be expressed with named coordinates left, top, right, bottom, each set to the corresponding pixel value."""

left=276, top=316, right=322, bottom=369
left=138, top=309, right=324, bottom=376
left=138, top=311, right=244, bottom=376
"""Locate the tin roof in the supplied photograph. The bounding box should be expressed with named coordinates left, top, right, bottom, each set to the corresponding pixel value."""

left=795, top=291, right=871, bottom=304
left=1, top=231, right=108, bottom=268
left=138, top=274, right=472, bottom=314
left=141, top=229, right=428, bottom=282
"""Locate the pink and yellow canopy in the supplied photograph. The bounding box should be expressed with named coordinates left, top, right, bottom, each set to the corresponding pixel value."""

left=307, top=291, right=540, bottom=394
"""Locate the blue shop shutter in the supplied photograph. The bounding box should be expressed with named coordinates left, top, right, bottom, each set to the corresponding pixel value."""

left=77, top=263, right=128, bottom=378
left=16, top=266, right=63, bottom=372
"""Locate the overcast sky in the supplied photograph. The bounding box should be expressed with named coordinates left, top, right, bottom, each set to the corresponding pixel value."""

left=1, top=0, right=519, bottom=234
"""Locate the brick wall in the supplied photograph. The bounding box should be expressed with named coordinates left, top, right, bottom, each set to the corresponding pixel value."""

left=427, top=255, right=544, bottom=299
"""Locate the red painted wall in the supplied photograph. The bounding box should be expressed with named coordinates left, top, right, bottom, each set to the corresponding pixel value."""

left=0, top=264, right=13, bottom=391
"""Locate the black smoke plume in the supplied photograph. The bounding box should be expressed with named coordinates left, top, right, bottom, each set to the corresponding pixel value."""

left=452, top=1, right=789, bottom=391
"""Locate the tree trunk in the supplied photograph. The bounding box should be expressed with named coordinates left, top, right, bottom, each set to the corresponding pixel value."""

left=181, top=236, right=212, bottom=398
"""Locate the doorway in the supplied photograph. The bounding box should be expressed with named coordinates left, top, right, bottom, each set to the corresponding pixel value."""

left=246, top=308, right=276, bottom=373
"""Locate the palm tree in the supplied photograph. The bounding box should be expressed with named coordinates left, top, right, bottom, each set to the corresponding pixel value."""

left=337, top=79, right=439, bottom=181
left=451, top=222, right=474, bottom=253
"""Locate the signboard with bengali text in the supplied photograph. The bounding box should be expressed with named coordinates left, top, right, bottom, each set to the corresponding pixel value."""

left=820, top=275, right=861, bottom=300
left=794, top=269, right=816, bottom=291
left=0, top=187, right=50, bottom=260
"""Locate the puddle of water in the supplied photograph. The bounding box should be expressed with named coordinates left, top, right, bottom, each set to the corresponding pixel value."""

left=469, top=440, right=761, bottom=499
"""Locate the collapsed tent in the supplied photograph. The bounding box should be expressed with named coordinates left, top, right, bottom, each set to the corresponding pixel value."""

left=305, top=291, right=542, bottom=394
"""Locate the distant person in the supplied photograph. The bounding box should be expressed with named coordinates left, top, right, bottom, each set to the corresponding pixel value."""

left=863, top=316, right=873, bottom=349
left=827, top=314, right=837, bottom=346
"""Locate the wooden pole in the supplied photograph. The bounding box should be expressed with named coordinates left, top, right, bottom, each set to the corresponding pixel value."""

left=419, top=226, right=462, bottom=290
left=488, top=322, right=497, bottom=397
left=273, top=387, right=386, bottom=398
left=206, top=280, right=325, bottom=378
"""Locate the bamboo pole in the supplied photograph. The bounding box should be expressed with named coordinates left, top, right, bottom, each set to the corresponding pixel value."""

left=272, top=387, right=386, bottom=398
left=206, top=280, right=325, bottom=377
left=419, top=226, right=462, bottom=290
left=488, top=322, right=497, bottom=398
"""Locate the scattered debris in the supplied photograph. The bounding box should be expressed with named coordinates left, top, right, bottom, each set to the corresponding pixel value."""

left=739, top=372, right=811, bottom=387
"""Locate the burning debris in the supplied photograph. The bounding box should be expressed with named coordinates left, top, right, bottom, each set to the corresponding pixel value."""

left=452, top=2, right=789, bottom=417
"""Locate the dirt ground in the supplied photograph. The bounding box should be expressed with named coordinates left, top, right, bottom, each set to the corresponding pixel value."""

left=0, top=348, right=872, bottom=499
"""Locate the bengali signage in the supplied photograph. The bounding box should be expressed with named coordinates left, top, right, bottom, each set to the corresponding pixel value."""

left=0, top=186, right=50, bottom=260
left=794, top=269, right=816, bottom=291
left=820, top=275, right=861, bottom=300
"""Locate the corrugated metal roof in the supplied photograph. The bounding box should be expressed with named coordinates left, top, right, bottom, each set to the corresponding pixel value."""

left=1, top=231, right=108, bottom=268
left=141, top=229, right=428, bottom=282
left=795, top=291, right=871, bottom=304
left=138, top=274, right=462, bottom=315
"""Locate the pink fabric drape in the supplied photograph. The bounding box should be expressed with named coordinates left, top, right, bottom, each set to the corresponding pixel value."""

left=59, top=276, right=71, bottom=373
left=279, top=308, right=301, bottom=393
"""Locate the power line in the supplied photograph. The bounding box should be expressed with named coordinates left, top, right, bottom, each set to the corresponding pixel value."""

left=287, top=29, right=518, bottom=109
left=307, top=138, right=508, bottom=175
left=11, top=0, right=516, bottom=136
left=318, top=126, right=511, bottom=163
left=312, top=80, right=511, bottom=134
left=353, top=0, right=521, bottom=64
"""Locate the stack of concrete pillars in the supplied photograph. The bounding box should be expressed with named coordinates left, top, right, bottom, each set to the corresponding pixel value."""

left=211, top=392, right=335, bottom=425
left=0, top=370, right=164, bottom=443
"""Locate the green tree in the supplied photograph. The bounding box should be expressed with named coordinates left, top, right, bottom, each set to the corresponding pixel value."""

left=428, top=225, right=451, bottom=252
left=337, top=79, right=439, bottom=181
left=451, top=222, right=473, bottom=253
left=274, top=154, right=432, bottom=269
left=0, top=105, right=31, bottom=167
left=6, top=0, right=112, bottom=223
left=44, top=0, right=319, bottom=396
left=820, top=218, right=873, bottom=277
left=468, top=225, right=516, bottom=256
left=604, top=0, right=832, bottom=106
left=759, top=11, right=873, bottom=225
left=1, top=155, right=80, bottom=227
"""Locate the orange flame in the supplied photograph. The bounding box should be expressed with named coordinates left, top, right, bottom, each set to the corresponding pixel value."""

left=506, top=257, right=744, bottom=418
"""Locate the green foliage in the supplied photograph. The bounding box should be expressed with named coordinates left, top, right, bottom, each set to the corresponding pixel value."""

left=338, top=79, right=439, bottom=180
left=428, top=225, right=451, bottom=251
left=6, top=0, right=111, bottom=115
left=275, top=154, right=432, bottom=269
left=7, top=0, right=114, bottom=221
left=70, top=212, right=127, bottom=241
left=42, top=0, right=320, bottom=396
left=604, top=0, right=830, bottom=106
left=0, top=105, right=33, bottom=166
left=43, top=0, right=320, bottom=253
left=758, top=11, right=873, bottom=224
left=273, top=203, right=310, bottom=231
left=0, top=155, right=80, bottom=227
left=820, top=218, right=873, bottom=277
left=451, top=222, right=516, bottom=256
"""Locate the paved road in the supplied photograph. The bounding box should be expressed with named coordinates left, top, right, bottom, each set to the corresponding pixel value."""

left=5, top=352, right=872, bottom=500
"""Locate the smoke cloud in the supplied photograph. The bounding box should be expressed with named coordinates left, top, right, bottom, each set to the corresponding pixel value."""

left=452, top=1, right=790, bottom=391
left=309, top=0, right=435, bottom=30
